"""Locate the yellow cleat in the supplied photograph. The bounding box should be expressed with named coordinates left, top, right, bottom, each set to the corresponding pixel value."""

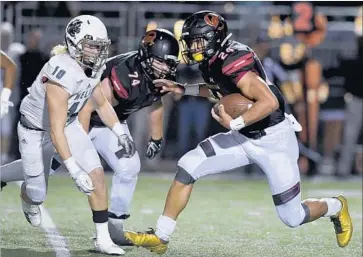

left=124, top=229, right=168, bottom=255
left=330, top=196, right=353, bottom=247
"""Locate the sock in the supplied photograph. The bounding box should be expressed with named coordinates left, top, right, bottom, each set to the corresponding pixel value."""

left=323, top=198, right=342, bottom=217
left=155, top=215, right=176, bottom=242
left=1, top=159, right=25, bottom=182
left=95, top=222, right=113, bottom=242
left=93, top=209, right=112, bottom=241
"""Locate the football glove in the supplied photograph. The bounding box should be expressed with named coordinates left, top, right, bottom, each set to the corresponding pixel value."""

left=118, top=134, right=136, bottom=158
left=146, top=138, right=163, bottom=159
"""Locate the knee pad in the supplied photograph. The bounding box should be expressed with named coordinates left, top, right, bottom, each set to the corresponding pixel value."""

left=175, top=146, right=208, bottom=184
left=114, top=152, right=141, bottom=180
left=275, top=196, right=309, bottom=228
left=24, top=174, right=47, bottom=203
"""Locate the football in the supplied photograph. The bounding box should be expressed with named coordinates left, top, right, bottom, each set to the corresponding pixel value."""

left=213, top=93, right=253, bottom=119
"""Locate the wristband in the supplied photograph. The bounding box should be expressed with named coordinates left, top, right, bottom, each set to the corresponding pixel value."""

left=151, top=137, right=163, bottom=144
left=183, top=83, right=200, bottom=96
left=112, top=122, right=123, bottom=137
left=64, top=157, right=79, bottom=175
left=1, top=88, right=12, bottom=101
left=229, top=116, right=246, bottom=131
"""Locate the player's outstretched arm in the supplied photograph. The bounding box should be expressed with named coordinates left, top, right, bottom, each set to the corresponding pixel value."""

left=0, top=50, right=17, bottom=118
left=236, top=71, right=279, bottom=127
left=153, top=78, right=214, bottom=98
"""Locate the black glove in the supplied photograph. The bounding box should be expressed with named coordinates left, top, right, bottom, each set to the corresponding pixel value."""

left=146, top=138, right=163, bottom=159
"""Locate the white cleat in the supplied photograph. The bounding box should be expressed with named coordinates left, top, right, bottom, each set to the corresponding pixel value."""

left=94, top=238, right=125, bottom=255
left=21, top=199, right=41, bottom=227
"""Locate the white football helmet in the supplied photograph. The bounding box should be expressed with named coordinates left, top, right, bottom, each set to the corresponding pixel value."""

left=65, top=15, right=110, bottom=74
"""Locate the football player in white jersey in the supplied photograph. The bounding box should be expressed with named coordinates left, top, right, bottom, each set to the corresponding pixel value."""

left=5, top=15, right=132, bottom=255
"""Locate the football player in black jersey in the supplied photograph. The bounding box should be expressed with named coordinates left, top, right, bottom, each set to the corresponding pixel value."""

left=124, top=11, right=352, bottom=254
left=0, top=28, right=180, bottom=246
left=77, top=28, right=179, bottom=245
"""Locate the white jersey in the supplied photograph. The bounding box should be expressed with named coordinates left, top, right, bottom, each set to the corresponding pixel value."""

left=20, top=53, right=104, bottom=130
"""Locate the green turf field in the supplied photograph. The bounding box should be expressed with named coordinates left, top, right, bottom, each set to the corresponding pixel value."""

left=0, top=173, right=362, bottom=257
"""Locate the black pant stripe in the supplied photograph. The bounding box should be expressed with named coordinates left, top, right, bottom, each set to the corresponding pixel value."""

left=272, top=182, right=301, bottom=206
left=199, top=140, right=216, bottom=157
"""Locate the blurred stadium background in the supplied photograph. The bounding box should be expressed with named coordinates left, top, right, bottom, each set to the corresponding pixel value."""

left=0, top=1, right=362, bottom=257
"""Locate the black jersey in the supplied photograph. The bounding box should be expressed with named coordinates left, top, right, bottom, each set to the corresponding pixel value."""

left=199, top=41, right=285, bottom=135
left=90, top=52, right=166, bottom=126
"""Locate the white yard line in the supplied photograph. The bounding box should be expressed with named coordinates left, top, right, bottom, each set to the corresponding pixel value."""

left=15, top=181, right=71, bottom=257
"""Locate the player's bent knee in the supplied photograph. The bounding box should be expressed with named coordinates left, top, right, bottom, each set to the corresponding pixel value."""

left=273, top=182, right=309, bottom=228
left=25, top=175, right=47, bottom=203
left=114, top=151, right=141, bottom=179
left=175, top=145, right=209, bottom=184
left=278, top=209, right=304, bottom=228
left=174, top=166, right=196, bottom=185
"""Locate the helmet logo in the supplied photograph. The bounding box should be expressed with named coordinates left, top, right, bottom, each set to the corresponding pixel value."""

left=204, top=14, right=219, bottom=28
left=143, top=31, right=157, bottom=46
left=67, top=19, right=82, bottom=38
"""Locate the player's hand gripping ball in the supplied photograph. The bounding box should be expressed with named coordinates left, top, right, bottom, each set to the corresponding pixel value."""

left=213, top=93, right=253, bottom=119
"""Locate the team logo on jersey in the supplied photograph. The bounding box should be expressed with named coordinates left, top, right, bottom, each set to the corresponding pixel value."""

left=204, top=14, right=220, bottom=29
left=142, top=31, right=157, bottom=46
left=67, top=19, right=82, bottom=38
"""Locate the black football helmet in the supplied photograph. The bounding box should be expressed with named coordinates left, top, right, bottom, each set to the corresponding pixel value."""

left=138, top=28, right=180, bottom=81
left=180, top=10, right=228, bottom=65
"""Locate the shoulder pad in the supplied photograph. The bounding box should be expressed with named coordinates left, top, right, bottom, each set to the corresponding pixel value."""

left=43, top=54, right=78, bottom=95
left=221, top=47, right=255, bottom=76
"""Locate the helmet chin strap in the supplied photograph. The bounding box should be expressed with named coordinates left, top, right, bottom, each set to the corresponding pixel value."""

left=220, top=33, right=233, bottom=47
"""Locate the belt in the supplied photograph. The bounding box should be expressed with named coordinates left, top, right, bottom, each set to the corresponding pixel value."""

left=242, top=130, right=267, bottom=139
left=241, top=118, right=285, bottom=140
left=19, top=115, right=44, bottom=131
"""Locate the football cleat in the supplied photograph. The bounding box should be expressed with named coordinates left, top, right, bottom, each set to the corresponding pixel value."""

left=21, top=199, right=41, bottom=227
left=330, top=196, right=353, bottom=247
left=93, top=237, right=125, bottom=255
left=124, top=228, right=168, bottom=255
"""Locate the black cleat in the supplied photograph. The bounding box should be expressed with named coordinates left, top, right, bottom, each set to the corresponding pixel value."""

left=108, top=212, right=134, bottom=246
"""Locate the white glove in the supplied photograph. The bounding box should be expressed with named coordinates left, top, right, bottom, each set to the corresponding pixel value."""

left=118, top=134, right=136, bottom=158
left=112, top=123, right=136, bottom=158
left=64, top=157, right=94, bottom=195
left=0, top=88, right=14, bottom=118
